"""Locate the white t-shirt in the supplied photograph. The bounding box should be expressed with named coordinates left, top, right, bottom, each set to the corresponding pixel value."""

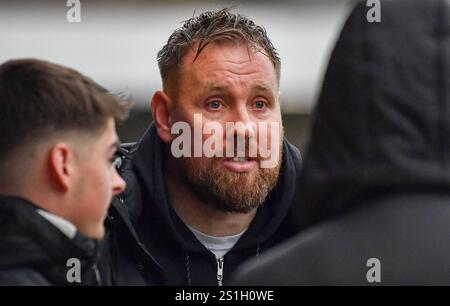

left=187, top=225, right=247, bottom=259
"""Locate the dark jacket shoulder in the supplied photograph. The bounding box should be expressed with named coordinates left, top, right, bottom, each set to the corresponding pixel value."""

left=0, top=195, right=100, bottom=286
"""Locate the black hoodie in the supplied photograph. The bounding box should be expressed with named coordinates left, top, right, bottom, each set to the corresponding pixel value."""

left=0, top=196, right=100, bottom=286
left=232, top=0, right=450, bottom=285
left=99, top=122, right=302, bottom=285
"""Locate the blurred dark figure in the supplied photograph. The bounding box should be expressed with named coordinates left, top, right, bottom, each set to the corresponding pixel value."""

left=232, top=0, right=450, bottom=285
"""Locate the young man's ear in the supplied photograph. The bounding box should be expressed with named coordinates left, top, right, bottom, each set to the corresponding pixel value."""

left=151, top=90, right=173, bottom=144
left=48, top=143, right=73, bottom=192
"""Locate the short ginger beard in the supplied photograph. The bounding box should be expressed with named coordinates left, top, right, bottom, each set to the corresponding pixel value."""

left=176, top=132, right=284, bottom=214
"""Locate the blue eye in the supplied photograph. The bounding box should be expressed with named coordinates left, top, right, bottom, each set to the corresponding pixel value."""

left=255, top=100, right=266, bottom=109
left=208, top=100, right=222, bottom=109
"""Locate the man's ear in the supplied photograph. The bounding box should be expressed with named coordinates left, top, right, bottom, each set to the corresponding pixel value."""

left=48, top=143, right=73, bottom=192
left=151, top=90, right=173, bottom=144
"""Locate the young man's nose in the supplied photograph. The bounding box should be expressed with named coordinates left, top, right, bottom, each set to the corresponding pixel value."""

left=112, top=169, right=126, bottom=195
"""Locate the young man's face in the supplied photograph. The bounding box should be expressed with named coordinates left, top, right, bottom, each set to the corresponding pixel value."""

left=168, top=41, right=283, bottom=213
left=70, top=119, right=126, bottom=239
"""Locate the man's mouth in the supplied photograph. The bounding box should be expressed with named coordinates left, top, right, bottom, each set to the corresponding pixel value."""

left=222, top=156, right=258, bottom=172
left=232, top=157, right=249, bottom=162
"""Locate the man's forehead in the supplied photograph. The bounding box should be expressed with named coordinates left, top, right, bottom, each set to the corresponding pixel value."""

left=203, top=81, right=275, bottom=92
left=96, top=118, right=119, bottom=146
left=182, top=40, right=274, bottom=69
left=169, top=41, right=279, bottom=96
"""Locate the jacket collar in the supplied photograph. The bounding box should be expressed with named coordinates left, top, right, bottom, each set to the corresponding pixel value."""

left=0, top=195, right=99, bottom=284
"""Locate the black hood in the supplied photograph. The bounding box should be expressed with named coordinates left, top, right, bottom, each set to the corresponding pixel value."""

left=127, top=123, right=301, bottom=254
left=296, top=0, right=450, bottom=227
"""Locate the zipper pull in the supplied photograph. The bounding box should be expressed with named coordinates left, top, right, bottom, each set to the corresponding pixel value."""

left=92, top=263, right=102, bottom=286
left=216, top=257, right=224, bottom=286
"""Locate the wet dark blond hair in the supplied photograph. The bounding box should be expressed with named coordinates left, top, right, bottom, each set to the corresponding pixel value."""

left=157, top=8, right=281, bottom=87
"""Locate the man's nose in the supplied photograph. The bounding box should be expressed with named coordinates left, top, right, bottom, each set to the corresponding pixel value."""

left=112, top=168, right=126, bottom=196
left=231, top=104, right=251, bottom=123
left=228, top=105, right=256, bottom=138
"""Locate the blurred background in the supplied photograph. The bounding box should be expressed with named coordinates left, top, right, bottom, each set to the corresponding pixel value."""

left=0, top=0, right=355, bottom=151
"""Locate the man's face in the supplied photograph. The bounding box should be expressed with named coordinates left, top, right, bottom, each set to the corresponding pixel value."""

left=70, top=119, right=126, bottom=239
left=168, top=41, right=283, bottom=213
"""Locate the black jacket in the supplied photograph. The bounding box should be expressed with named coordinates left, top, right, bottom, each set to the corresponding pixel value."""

left=0, top=196, right=101, bottom=286
left=232, top=0, right=450, bottom=285
left=98, top=123, right=302, bottom=285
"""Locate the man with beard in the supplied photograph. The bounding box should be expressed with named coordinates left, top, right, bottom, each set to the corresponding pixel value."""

left=98, top=8, right=302, bottom=285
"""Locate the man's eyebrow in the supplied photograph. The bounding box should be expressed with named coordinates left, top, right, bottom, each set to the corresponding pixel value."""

left=203, top=83, right=274, bottom=92
left=253, top=84, right=273, bottom=92
left=204, top=83, right=228, bottom=91
left=109, top=140, right=120, bottom=151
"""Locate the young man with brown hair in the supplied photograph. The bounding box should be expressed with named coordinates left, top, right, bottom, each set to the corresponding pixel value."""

left=0, top=59, right=130, bottom=285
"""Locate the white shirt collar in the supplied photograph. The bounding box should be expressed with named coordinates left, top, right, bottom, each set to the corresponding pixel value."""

left=186, top=225, right=247, bottom=259
left=37, top=209, right=77, bottom=239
